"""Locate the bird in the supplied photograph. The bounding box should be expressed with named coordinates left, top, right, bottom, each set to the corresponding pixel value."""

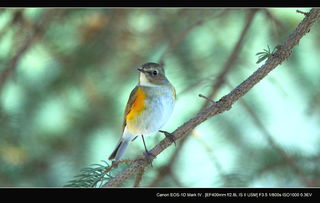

left=108, top=62, right=176, bottom=162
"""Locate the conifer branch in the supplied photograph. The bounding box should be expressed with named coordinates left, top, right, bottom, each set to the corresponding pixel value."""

left=200, top=9, right=258, bottom=109
left=100, top=8, right=320, bottom=187
left=64, top=160, right=112, bottom=187
left=226, top=80, right=312, bottom=186
left=159, top=9, right=230, bottom=64
left=0, top=9, right=65, bottom=93
left=148, top=9, right=258, bottom=187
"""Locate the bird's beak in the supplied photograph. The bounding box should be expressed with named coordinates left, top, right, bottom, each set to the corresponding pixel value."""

left=137, top=68, right=145, bottom=73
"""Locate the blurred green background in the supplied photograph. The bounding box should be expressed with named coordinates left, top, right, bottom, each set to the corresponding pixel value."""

left=0, top=8, right=320, bottom=187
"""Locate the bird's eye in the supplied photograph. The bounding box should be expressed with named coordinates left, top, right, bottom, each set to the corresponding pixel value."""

left=152, top=70, right=158, bottom=76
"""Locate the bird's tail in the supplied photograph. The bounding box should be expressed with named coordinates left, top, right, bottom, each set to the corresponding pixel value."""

left=108, top=139, right=130, bottom=161
left=108, top=127, right=136, bottom=161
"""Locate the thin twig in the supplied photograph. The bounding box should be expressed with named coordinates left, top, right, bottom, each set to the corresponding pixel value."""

left=182, top=12, right=257, bottom=183
left=263, top=8, right=286, bottom=32
left=147, top=9, right=253, bottom=187
left=0, top=10, right=54, bottom=93
left=102, top=8, right=320, bottom=187
left=191, top=130, right=228, bottom=185
left=146, top=10, right=232, bottom=187
left=159, top=9, right=230, bottom=64
left=0, top=9, right=24, bottom=42
left=226, top=80, right=311, bottom=186
left=148, top=135, right=189, bottom=187
left=178, top=9, right=256, bottom=98
left=171, top=173, right=183, bottom=187
left=201, top=9, right=258, bottom=110
left=198, top=94, right=215, bottom=104
left=252, top=154, right=320, bottom=186
left=296, top=10, right=310, bottom=16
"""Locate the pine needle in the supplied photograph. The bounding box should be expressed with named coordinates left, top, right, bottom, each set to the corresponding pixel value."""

left=256, top=45, right=276, bottom=64
left=64, top=160, right=113, bottom=188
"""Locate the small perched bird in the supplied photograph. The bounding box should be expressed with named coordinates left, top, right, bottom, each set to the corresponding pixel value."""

left=108, top=62, right=176, bottom=162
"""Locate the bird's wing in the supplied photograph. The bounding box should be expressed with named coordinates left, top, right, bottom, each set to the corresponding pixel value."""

left=122, top=86, right=139, bottom=132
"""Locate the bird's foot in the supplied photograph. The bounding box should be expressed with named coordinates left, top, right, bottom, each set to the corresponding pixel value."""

left=143, top=150, right=155, bottom=167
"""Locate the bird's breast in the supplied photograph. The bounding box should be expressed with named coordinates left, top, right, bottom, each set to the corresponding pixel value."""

left=126, top=85, right=175, bottom=135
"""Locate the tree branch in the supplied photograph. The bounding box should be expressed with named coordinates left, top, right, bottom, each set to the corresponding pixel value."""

left=191, top=130, right=228, bottom=184
left=0, top=10, right=62, bottom=94
left=201, top=9, right=258, bottom=109
left=159, top=9, right=230, bottom=64
left=226, top=81, right=311, bottom=186
left=102, top=8, right=320, bottom=187
left=147, top=9, right=257, bottom=187
left=147, top=135, right=189, bottom=187
left=133, top=167, right=145, bottom=187
left=262, top=8, right=286, bottom=33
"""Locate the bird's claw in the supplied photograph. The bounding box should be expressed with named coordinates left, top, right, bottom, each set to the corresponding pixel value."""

left=143, top=150, right=155, bottom=167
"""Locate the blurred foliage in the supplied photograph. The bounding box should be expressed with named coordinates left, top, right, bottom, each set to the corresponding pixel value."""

left=0, top=8, right=320, bottom=187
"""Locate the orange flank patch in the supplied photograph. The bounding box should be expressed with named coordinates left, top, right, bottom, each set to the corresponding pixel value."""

left=126, top=87, right=146, bottom=121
